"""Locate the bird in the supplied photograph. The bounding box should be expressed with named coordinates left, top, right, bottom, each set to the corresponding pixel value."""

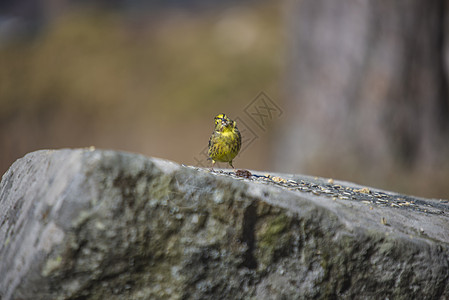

left=208, top=113, right=241, bottom=169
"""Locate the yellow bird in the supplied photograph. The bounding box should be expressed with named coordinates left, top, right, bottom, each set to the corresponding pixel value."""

left=208, top=113, right=242, bottom=169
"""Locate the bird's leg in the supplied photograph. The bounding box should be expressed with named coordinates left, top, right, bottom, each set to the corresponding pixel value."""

left=209, top=160, right=216, bottom=172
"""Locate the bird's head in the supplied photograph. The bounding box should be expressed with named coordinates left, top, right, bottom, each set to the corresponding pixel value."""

left=214, top=113, right=236, bottom=132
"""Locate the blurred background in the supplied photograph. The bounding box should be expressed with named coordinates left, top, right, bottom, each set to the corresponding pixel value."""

left=0, top=0, right=448, bottom=199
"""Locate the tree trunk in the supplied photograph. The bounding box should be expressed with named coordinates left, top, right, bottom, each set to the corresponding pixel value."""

left=277, top=0, right=449, bottom=189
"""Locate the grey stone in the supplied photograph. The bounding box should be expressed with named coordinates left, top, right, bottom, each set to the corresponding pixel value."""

left=0, top=149, right=448, bottom=299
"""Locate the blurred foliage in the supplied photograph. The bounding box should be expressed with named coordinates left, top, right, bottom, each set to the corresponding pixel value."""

left=1, top=5, right=280, bottom=120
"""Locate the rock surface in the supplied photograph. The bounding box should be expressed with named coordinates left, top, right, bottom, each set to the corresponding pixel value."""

left=0, top=149, right=448, bottom=300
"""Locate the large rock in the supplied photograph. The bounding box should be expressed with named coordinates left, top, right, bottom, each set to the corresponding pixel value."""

left=0, top=149, right=448, bottom=299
